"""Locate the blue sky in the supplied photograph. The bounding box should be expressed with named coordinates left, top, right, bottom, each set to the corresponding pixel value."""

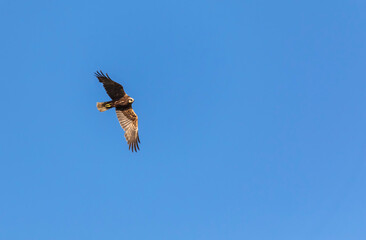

left=0, top=0, right=365, bottom=239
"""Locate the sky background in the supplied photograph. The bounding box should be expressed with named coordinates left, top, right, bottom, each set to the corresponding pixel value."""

left=0, top=0, right=365, bottom=239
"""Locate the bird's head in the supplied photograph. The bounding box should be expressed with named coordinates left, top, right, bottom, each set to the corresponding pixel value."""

left=128, top=98, right=134, bottom=104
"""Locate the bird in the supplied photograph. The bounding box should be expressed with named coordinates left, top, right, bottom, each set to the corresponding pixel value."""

left=95, top=71, right=140, bottom=152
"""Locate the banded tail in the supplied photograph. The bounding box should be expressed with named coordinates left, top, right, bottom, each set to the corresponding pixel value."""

left=96, top=101, right=114, bottom=112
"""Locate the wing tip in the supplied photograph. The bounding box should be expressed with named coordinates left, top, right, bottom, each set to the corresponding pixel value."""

left=128, top=141, right=140, bottom=152
left=95, top=70, right=110, bottom=80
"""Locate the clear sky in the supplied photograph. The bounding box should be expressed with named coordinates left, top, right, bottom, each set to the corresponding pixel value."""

left=0, top=0, right=365, bottom=239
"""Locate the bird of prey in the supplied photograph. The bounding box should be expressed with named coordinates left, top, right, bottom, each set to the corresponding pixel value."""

left=96, top=71, right=140, bottom=152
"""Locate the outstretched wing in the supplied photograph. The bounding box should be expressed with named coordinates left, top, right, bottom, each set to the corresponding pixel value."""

left=116, top=106, right=140, bottom=152
left=95, top=71, right=126, bottom=100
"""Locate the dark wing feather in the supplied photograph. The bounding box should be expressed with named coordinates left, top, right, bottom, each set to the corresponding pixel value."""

left=116, top=106, right=140, bottom=152
left=95, top=71, right=126, bottom=100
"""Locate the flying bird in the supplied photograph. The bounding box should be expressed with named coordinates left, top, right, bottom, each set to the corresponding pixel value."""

left=96, top=71, right=140, bottom=152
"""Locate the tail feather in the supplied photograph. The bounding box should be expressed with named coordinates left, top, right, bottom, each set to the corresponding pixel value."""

left=97, top=101, right=113, bottom=112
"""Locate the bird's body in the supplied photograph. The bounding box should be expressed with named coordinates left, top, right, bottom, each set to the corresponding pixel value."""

left=95, top=71, right=140, bottom=152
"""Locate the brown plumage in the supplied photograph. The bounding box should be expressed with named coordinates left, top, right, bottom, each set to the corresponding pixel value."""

left=96, top=71, right=140, bottom=152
